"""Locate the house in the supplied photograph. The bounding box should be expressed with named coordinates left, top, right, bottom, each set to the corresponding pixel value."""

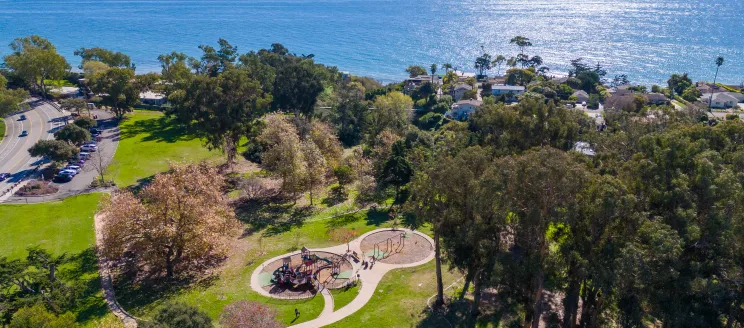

left=573, top=141, right=596, bottom=156
left=492, top=85, right=525, bottom=100
left=446, top=99, right=482, bottom=120
left=572, top=90, right=589, bottom=103
left=140, top=91, right=167, bottom=105
left=701, top=93, right=739, bottom=109
left=726, top=92, right=744, bottom=103
left=341, top=72, right=351, bottom=83
left=403, top=75, right=439, bottom=95
left=696, top=82, right=726, bottom=94
left=452, top=83, right=473, bottom=101
left=646, top=93, right=669, bottom=105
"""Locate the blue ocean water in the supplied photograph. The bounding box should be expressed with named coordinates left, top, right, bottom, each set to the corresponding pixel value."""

left=1, top=0, right=742, bottom=85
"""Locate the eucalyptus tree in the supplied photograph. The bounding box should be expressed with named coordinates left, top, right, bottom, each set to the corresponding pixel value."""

left=3, top=35, right=70, bottom=99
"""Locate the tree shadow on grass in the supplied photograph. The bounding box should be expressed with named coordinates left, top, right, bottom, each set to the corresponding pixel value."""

left=417, top=299, right=509, bottom=328
left=58, top=247, right=109, bottom=324
left=234, top=196, right=315, bottom=237
left=114, top=270, right=219, bottom=314
left=320, top=186, right=347, bottom=207
left=118, top=115, right=201, bottom=143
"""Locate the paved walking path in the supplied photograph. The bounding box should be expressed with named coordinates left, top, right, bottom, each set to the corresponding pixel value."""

left=250, top=228, right=435, bottom=328
left=94, top=213, right=138, bottom=328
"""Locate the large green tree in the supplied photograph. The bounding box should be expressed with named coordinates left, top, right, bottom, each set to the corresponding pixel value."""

left=74, top=47, right=133, bottom=69
left=272, top=59, right=324, bottom=119
left=3, top=35, right=70, bottom=99
left=89, top=67, right=139, bottom=119
left=0, top=75, right=29, bottom=117
left=28, top=140, right=79, bottom=162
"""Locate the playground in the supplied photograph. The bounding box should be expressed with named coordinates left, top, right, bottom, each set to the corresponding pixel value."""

left=359, top=229, right=433, bottom=264
left=257, top=249, right=354, bottom=299
left=250, top=228, right=435, bottom=327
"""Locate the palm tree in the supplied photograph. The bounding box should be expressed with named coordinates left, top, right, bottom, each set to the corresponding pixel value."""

left=442, top=63, right=453, bottom=74
left=430, top=64, right=437, bottom=83
left=709, top=56, right=725, bottom=112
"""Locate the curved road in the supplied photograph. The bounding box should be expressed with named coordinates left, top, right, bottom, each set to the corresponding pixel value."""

left=0, top=101, right=66, bottom=192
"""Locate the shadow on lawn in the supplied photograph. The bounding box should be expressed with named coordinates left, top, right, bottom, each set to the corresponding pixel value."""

left=59, top=247, right=109, bottom=324
left=114, top=269, right=219, bottom=314
left=118, top=115, right=201, bottom=143
left=234, top=196, right=315, bottom=237
left=417, top=289, right=522, bottom=328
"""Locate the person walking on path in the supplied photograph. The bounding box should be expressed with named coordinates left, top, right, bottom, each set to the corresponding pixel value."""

left=295, top=308, right=300, bottom=318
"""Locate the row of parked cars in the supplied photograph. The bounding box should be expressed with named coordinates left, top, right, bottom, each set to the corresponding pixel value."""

left=53, top=128, right=102, bottom=183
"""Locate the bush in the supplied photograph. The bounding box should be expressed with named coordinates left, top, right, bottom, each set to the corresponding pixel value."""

left=140, top=302, right=213, bottom=328
left=726, top=114, right=740, bottom=121
left=9, top=304, right=77, bottom=328
left=333, top=165, right=355, bottom=190
left=15, top=180, right=58, bottom=196
left=73, top=117, right=97, bottom=130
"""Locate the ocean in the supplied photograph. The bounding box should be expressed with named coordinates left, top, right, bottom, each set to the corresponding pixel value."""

left=1, top=0, right=743, bottom=85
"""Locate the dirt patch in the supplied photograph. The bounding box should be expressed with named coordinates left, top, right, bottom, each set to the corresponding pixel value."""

left=15, top=180, right=58, bottom=196
left=360, top=230, right=433, bottom=265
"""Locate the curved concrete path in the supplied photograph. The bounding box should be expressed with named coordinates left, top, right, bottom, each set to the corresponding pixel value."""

left=250, top=228, right=435, bottom=328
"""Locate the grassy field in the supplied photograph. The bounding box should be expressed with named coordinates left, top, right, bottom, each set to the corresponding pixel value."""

left=0, top=119, right=5, bottom=142
left=331, top=284, right=361, bottom=311
left=0, top=193, right=109, bottom=326
left=0, top=193, right=102, bottom=259
left=109, top=110, right=223, bottom=187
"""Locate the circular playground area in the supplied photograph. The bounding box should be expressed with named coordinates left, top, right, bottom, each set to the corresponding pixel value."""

left=360, top=229, right=433, bottom=264
left=257, top=250, right=354, bottom=299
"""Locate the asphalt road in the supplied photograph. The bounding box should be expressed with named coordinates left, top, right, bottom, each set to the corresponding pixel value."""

left=0, top=101, right=66, bottom=192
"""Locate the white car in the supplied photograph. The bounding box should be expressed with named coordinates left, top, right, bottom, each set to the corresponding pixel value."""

left=79, top=152, right=90, bottom=159
left=59, top=169, right=78, bottom=177
left=64, top=165, right=81, bottom=173
left=81, top=145, right=97, bottom=152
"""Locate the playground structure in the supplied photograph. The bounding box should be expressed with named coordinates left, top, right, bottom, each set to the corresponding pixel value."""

left=372, top=231, right=406, bottom=260
left=266, top=247, right=349, bottom=296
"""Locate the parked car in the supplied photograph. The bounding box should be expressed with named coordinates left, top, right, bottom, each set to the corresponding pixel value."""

left=19, top=130, right=28, bottom=137
left=59, top=169, right=78, bottom=177
left=0, top=173, right=10, bottom=181
left=64, top=165, right=81, bottom=173
left=79, top=152, right=90, bottom=159
left=83, top=140, right=97, bottom=146
left=81, top=144, right=97, bottom=152
left=90, top=128, right=101, bottom=136
left=19, top=114, right=26, bottom=121
left=53, top=172, right=73, bottom=183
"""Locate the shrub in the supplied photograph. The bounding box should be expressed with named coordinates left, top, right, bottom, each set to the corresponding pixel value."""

left=15, top=180, right=58, bottom=196
left=141, top=302, right=213, bottom=328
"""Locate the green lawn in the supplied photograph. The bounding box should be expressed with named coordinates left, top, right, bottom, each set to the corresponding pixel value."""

left=331, top=283, right=361, bottom=311
left=109, top=110, right=223, bottom=187
left=0, top=193, right=109, bottom=326
left=0, top=193, right=102, bottom=259
left=0, top=119, right=6, bottom=142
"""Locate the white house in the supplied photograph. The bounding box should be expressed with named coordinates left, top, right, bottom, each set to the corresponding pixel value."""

left=646, top=93, right=669, bottom=105
left=446, top=99, right=482, bottom=120
left=572, top=90, right=589, bottom=103
left=140, top=91, right=167, bottom=105
left=492, top=85, right=525, bottom=100
left=701, top=93, right=739, bottom=109
left=453, top=83, right=473, bottom=101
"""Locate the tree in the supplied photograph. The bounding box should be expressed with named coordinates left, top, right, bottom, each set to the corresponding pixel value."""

left=510, top=36, right=533, bottom=55
left=492, top=55, right=506, bottom=75
left=442, top=63, right=453, bottom=74
left=99, top=163, right=240, bottom=278
left=0, top=75, right=29, bottom=117
left=169, top=67, right=272, bottom=164
left=405, top=65, right=427, bottom=78
left=72, top=117, right=97, bottom=130
left=273, top=59, right=324, bottom=118
left=193, top=39, right=238, bottom=77
left=576, top=70, right=601, bottom=93
left=89, top=67, right=139, bottom=119
left=142, top=303, right=213, bottom=328
left=709, top=56, right=725, bottom=111
left=28, top=140, right=78, bottom=162
left=368, top=91, right=412, bottom=139
left=82, top=60, right=110, bottom=77
left=259, top=114, right=307, bottom=198
left=308, top=120, right=343, bottom=168
left=74, top=47, right=133, bottom=69
left=219, top=301, right=282, bottom=328
left=474, top=53, right=492, bottom=77
left=158, top=52, right=194, bottom=83
left=54, top=124, right=90, bottom=145
left=89, top=143, right=109, bottom=186
left=329, top=227, right=359, bottom=252
left=333, top=165, right=354, bottom=192
left=377, top=140, right=412, bottom=204
left=9, top=304, right=76, bottom=328
left=301, top=140, right=327, bottom=206
left=667, top=73, right=692, bottom=98
left=60, top=98, right=87, bottom=116
left=682, top=85, right=702, bottom=102
left=3, top=35, right=70, bottom=99
left=429, top=64, right=437, bottom=83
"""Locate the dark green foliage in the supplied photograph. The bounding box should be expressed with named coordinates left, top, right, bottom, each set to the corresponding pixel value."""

left=141, top=303, right=213, bottom=328
left=72, top=117, right=97, bottom=130
left=89, top=67, right=139, bottom=119
left=74, top=47, right=133, bottom=69
left=54, top=124, right=91, bottom=145
left=333, top=165, right=354, bottom=191
left=405, top=65, right=427, bottom=78
left=28, top=140, right=79, bottom=162
left=417, top=112, right=445, bottom=130
left=272, top=59, right=324, bottom=117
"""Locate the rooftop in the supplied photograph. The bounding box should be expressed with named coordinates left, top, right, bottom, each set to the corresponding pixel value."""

left=492, top=85, right=525, bottom=91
